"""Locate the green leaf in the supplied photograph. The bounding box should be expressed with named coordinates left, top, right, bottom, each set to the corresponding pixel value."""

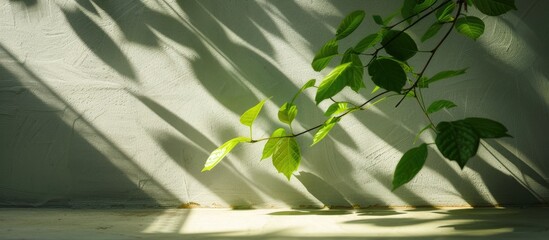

left=472, top=0, right=517, bottom=16
left=261, top=128, right=286, bottom=160
left=464, top=117, right=512, bottom=138
left=420, top=68, right=467, bottom=87
left=324, top=102, right=348, bottom=116
left=382, top=30, right=418, bottom=61
left=202, top=137, right=250, bottom=172
left=312, top=39, right=338, bottom=71
left=278, top=102, right=298, bottom=125
left=435, top=120, right=480, bottom=169
left=291, top=79, right=316, bottom=103
left=455, top=16, right=485, bottom=40
left=427, top=100, right=457, bottom=114
left=336, top=10, right=366, bottom=40
left=272, top=138, right=301, bottom=180
left=436, top=1, right=456, bottom=22
left=315, top=62, right=353, bottom=104
left=312, top=117, right=340, bottom=146
left=413, top=0, right=436, bottom=13
left=401, top=0, right=417, bottom=23
left=240, top=99, right=267, bottom=127
left=341, top=48, right=365, bottom=92
left=368, top=58, right=407, bottom=93
left=392, top=143, right=428, bottom=190
left=421, top=22, right=442, bottom=42
left=373, top=15, right=384, bottom=25
left=414, top=124, right=433, bottom=144
left=354, top=33, right=382, bottom=53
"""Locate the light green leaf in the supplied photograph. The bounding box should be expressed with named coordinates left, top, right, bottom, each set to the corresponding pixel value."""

left=290, top=79, right=316, bottom=104
left=392, top=143, right=428, bottom=190
left=336, top=10, right=366, bottom=40
left=368, top=58, right=407, bottom=93
left=354, top=33, right=382, bottom=53
left=421, top=22, right=442, bottom=42
left=435, top=120, right=480, bottom=169
left=202, top=137, right=250, bottom=172
left=272, top=138, right=301, bottom=180
left=455, top=16, right=485, bottom=40
left=472, top=0, right=517, bottom=16
left=436, top=1, right=455, bottom=22
left=371, top=85, right=381, bottom=94
left=382, top=30, right=418, bottom=61
left=278, top=102, right=298, bottom=125
left=312, top=117, right=340, bottom=146
left=427, top=100, right=457, bottom=114
left=315, top=62, right=353, bottom=104
left=324, top=102, right=348, bottom=117
left=261, top=128, right=286, bottom=160
left=420, top=68, right=467, bottom=87
left=240, top=99, right=267, bottom=127
left=464, top=117, right=512, bottom=138
left=414, top=124, right=433, bottom=144
left=341, top=48, right=365, bottom=92
left=312, top=39, right=338, bottom=71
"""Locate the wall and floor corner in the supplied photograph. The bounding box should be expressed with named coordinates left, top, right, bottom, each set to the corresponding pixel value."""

left=0, top=0, right=548, bottom=208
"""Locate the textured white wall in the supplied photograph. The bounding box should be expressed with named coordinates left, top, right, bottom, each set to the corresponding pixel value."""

left=0, top=0, right=547, bottom=208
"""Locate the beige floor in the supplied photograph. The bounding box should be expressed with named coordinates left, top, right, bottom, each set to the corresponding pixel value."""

left=1, top=207, right=548, bottom=239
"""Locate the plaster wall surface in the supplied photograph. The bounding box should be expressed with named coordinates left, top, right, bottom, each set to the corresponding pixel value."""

left=0, top=0, right=547, bottom=208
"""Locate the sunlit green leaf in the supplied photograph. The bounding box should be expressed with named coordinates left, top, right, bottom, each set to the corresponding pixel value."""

left=341, top=48, right=365, bottom=92
left=421, top=22, right=442, bottom=42
left=240, top=99, right=267, bottom=127
left=278, top=102, right=298, bottom=125
left=203, top=137, right=250, bottom=172
left=272, top=137, right=301, bottom=180
left=436, top=1, right=455, bottom=22
left=312, top=39, right=338, bottom=71
left=472, top=0, right=517, bottom=16
left=427, top=100, right=457, bottom=114
left=382, top=30, right=418, bottom=61
left=315, top=62, right=352, bottom=104
left=336, top=10, right=366, bottom=40
left=324, top=102, right=348, bottom=116
left=420, top=68, right=467, bottom=87
left=354, top=33, right=382, bottom=53
left=455, top=16, right=485, bottom=40
left=312, top=117, right=340, bottom=146
left=435, top=120, right=480, bottom=169
left=464, top=117, right=512, bottom=138
left=261, top=128, right=286, bottom=160
left=392, top=143, right=428, bottom=190
left=368, top=58, right=407, bottom=93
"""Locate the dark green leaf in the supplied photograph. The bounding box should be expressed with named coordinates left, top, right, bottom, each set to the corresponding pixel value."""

left=336, top=10, right=366, bottom=40
left=341, top=48, right=365, bottom=92
left=324, top=102, right=348, bottom=116
left=315, top=62, right=353, bottom=104
left=382, top=30, right=418, bottom=61
left=312, top=117, right=340, bottom=146
left=312, top=39, right=338, bottom=71
left=421, top=22, right=442, bottom=42
left=464, top=117, right=511, bottom=138
left=240, top=99, right=266, bottom=127
left=261, top=128, right=286, bottom=160
left=455, top=16, right=485, bottom=40
left=368, top=58, right=407, bottom=93
left=435, top=120, right=480, bottom=169
left=401, top=0, right=417, bottom=23
left=472, top=0, right=517, bottom=16
left=373, top=15, right=384, bottom=25
left=420, top=68, right=467, bottom=87
left=354, top=33, right=382, bottom=53
left=413, top=0, right=436, bottom=13
left=392, top=143, right=428, bottom=190
left=427, top=100, right=457, bottom=114
left=203, top=137, right=250, bottom=172
left=272, top=137, right=301, bottom=180
left=278, top=102, right=298, bottom=125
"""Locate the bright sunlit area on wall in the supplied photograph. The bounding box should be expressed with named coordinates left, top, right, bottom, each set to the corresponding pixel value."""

left=0, top=0, right=548, bottom=239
